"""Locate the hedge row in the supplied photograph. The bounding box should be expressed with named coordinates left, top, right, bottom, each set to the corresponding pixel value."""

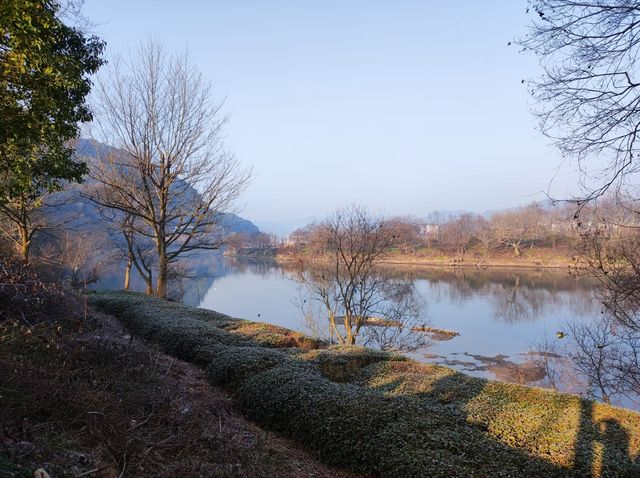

left=89, top=291, right=322, bottom=364
left=91, top=291, right=640, bottom=477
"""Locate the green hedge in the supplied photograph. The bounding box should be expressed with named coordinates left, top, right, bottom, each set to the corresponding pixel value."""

left=235, top=361, right=566, bottom=477
left=91, top=291, right=640, bottom=477
left=205, top=344, right=294, bottom=389
left=304, top=345, right=405, bottom=382
left=90, top=291, right=321, bottom=363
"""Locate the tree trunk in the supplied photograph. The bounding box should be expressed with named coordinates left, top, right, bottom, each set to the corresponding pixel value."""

left=156, top=252, right=168, bottom=298
left=18, top=225, right=30, bottom=265
left=124, top=255, right=132, bottom=290
left=128, top=249, right=153, bottom=295
left=513, top=244, right=520, bottom=258
left=345, top=315, right=357, bottom=345
left=144, top=268, right=153, bottom=295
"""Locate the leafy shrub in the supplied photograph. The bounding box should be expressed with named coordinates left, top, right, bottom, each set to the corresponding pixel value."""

left=358, top=360, right=640, bottom=476
left=91, top=292, right=257, bottom=362
left=234, top=361, right=566, bottom=477
left=90, top=291, right=322, bottom=362
left=303, top=345, right=405, bottom=382
left=205, top=344, right=294, bottom=388
left=92, top=291, right=640, bottom=478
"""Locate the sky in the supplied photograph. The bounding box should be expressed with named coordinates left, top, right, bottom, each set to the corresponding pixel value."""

left=82, top=1, right=581, bottom=234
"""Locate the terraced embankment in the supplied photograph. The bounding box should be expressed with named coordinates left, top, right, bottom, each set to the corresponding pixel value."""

left=90, top=291, right=640, bottom=478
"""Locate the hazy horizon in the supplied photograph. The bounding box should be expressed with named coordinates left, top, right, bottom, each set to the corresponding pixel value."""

left=83, top=1, right=583, bottom=232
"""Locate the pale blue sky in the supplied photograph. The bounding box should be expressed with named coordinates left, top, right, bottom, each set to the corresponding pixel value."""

left=82, top=1, right=580, bottom=233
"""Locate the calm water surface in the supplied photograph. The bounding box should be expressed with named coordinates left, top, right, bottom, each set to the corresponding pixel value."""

left=195, top=259, right=601, bottom=389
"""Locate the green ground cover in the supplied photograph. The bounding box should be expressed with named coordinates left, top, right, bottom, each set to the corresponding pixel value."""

left=91, top=291, right=640, bottom=477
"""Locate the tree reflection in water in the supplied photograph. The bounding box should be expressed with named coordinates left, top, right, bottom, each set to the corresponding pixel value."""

left=530, top=320, right=640, bottom=409
left=199, top=259, right=640, bottom=408
left=393, top=266, right=598, bottom=323
left=294, top=267, right=430, bottom=352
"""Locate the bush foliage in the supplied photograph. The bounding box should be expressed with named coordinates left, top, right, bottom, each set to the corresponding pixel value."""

left=0, top=258, right=78, bottom=324
left=91, top=291, right=640, bottom=477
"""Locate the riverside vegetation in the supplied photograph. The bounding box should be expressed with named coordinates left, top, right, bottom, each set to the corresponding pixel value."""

left=266, top=201, right=622, bottom=270
left=0, top=260, right=359, bottom=478
left=89, top=291, right=640, bottom=477
left=3, top=2, right=640, bottom=477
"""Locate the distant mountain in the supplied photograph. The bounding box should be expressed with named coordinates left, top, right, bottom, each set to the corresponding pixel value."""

left=217, top=213, right=260, bottom=236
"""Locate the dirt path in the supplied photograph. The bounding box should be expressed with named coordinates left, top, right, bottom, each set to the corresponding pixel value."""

left=1, top=312, right=363, bottom=478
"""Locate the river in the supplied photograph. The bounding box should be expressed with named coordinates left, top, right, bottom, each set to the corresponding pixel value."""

left=100, top=256, right=637, bottom=409
left=192, top=259, right=630, bottom=400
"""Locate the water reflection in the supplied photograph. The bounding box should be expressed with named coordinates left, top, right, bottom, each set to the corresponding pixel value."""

left=190, top=260, right=638, bottom=407
left=389, top=266, right=598, bottom=323
left=293, top=266, right=429, bottom=352
left=221, top=256, right=281, bottom=276
left=528, top=318, right=640, bottom=409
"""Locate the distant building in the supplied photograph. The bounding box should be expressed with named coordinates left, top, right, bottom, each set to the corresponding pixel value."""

left=419, top=224, right=439, bottom=237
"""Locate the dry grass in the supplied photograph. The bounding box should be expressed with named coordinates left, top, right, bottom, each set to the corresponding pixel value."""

left=0, top=311, right=362, bottom=478
left=277, top=244, right=578, bottom=269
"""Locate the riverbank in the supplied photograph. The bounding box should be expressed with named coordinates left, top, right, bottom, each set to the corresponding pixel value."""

left=90, top=291, right=639, bottom=477
left=275, top=246, right=577, bottom=270
left=0, top=305, right=359, bottom=477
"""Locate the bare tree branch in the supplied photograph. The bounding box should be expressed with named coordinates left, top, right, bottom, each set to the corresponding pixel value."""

left=520, top=1, right=640, bottom=203
left=88, top=39, right=252, bottom=297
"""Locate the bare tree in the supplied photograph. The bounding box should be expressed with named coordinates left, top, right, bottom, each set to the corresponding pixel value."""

left=490, top=204, right=543, bottom=257
left=99, top=206, right=156, bottom=293
left=387, top=216, right=421, bottom=255
left=38, top=230, right=104, bottom=289
left=89, top=40, right=252, bottom=297
left=522, top=3, right=640, bottom=405
left=359, top=279, right=429, bottom=351
left=0, top=191, right=79, bottom=264
left=589, top=193, right=640, bottom=238
left=439, top=213, right=478, bottom=257
left=296, top=206, right=427, bottom=347
left=564, top=314, right=640, bottom=405
left=473, top=216, right=493, bottom=250
left=288, top=223, right=325, bottom=253
left=579, top=225, right=640, bottom=331
left=521, top=0, right=640, bottom=202
left=569, top=221, right=640, bottom=404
